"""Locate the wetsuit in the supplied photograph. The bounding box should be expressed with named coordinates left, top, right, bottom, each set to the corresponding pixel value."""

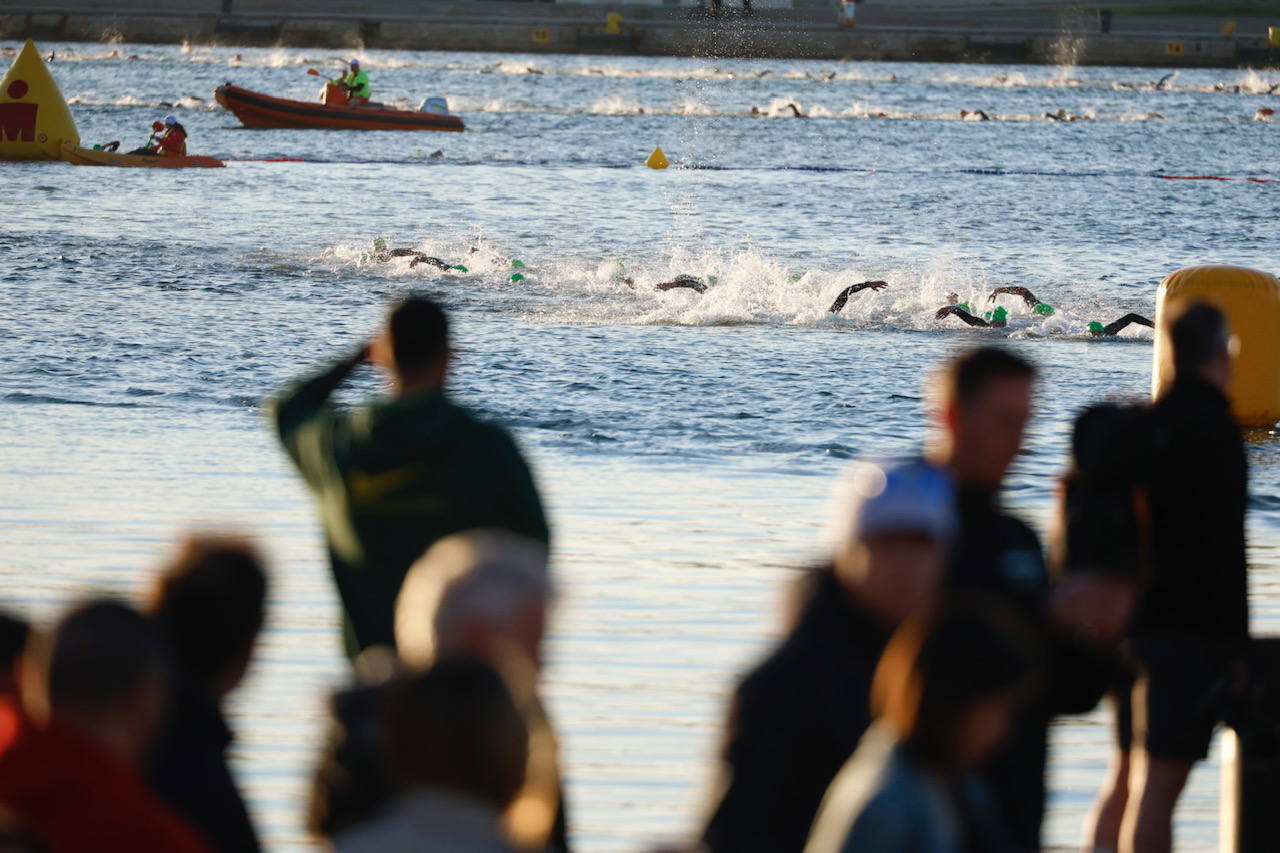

left=990, top=287, right=1054, bottom=317
left=370, top=247, right=451, bottom=269
left=936, top=305, right=1008, bottom=328
left=268, top=350, right=550, bottom=659
left=656, top=274, right=708, bottom=293
left=827, top=280, right=888, bottom=313
left=702, top=569, right=889, bottom=853
left=1092, top=313, right=1153, bottom=337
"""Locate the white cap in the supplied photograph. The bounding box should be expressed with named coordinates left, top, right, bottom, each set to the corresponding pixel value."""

left=828, top=459, right=956, bottom=549
left=163, top=113, right=177, bottom=125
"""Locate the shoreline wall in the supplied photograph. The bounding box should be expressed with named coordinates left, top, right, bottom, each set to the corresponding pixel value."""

left=3, top=2, right=1280, bottom=67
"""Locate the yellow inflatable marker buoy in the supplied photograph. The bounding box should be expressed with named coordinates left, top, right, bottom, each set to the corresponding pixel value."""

left=0, top=39, right=79, bottom=161
left=1152, top=264, right=1280, bottom=427
left=645, top=146, right=669, bottom=170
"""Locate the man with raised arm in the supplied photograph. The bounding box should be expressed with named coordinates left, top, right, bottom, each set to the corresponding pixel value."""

left=268, top=296, right=549, bottom=661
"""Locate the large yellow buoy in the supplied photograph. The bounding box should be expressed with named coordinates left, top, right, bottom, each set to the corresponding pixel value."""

left=645, top=146, right=669, bottom=170
left=1152, top=264, right=1280, bottom=426
left=0, top=39, right=79, bottom=161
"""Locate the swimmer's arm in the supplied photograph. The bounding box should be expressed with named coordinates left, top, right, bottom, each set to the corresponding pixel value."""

left=828, top=281, right=888, bottom=313
left=990, top=286, right=1039, bottom=308
left=935, top=305, right=990, bottom=327
left=1101, top=314, right=1155, bottom=336
left=656, top=280, right=706, bottom=293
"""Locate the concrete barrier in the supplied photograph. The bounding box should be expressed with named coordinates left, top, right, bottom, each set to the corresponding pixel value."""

left=0, top=1, right=1275, bottom=66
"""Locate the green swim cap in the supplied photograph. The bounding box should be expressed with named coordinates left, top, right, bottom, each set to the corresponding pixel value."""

left=957, top=302, right=972, bottom=313
left=511, top=273, right=525, bottom=283
left=450, top=264, right=468, bottom=272
left=1088, top=321, right=1105, bottom=333
left=708, top=275, right=720, bottom=285
left=511, top=259, right=525, bottom=268
left=984, top=306, right=1008, bottom=323
left=1034, top=303, right=1055, bottom=317
left=788, top=273, right=803, bottom=283
left=373, top=237, right=387, bottom=249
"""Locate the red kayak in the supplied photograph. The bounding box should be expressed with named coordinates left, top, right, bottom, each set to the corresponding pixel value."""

left=214, top=84, right=465, bottom=132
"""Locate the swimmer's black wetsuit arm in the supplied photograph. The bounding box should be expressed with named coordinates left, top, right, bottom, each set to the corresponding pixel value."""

left=656, top=280, right=707, bottom=293
left=827, top=281, right=888, bottom=313
left=990, top=286, right=1039, bottom=309
left=935, top=306, right=991, bottom=327
left=1101, top=314, right=1154, bottom=336
left=267, top=348, right=366, bottom=475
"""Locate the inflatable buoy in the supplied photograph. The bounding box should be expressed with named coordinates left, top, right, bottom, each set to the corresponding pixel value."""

left=645, top=146, right=668, bottom=170
left=0, top=39, right=79, bottom=161
left=1152, top=265, right=1280, bottom=426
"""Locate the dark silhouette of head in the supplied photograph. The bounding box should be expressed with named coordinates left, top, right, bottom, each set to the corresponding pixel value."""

left=383, top=659, right=528, bottom=810
left=873, top=597, right=1039, bottom=772
left=388, top=296, right=449, bottom=379
left=1169, top=303, right=1231, bottom=389
left=26, top=600, right=171, bottom=763
left=147, top=535, right=267, bottom=699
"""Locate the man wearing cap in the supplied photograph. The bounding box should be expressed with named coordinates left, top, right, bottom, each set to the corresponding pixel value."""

left=153, top=114, right=188, bottom=157
left=702, top=460, right=956, bottom=853
left=335, top=59, right=371, bottom=106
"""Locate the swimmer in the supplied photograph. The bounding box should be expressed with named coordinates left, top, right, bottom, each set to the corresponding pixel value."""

left=828, top=281, right=889, bottom=313
left=656, top=274, right=709, bottom=294
left=1154, top=71, right=1176, bottom=91
left=959, top=109, right=990, bottom=121
left=935, top=304, right=1008, bottom=328
left=988, top=286, right=1055, bottom=317
left=1255, top=108, right=1276, bottom=121
left=1088, top=314, right=1154, bottom=337
left=367, top=239, right=456, bottom=271
left=1045, top=109, right=1089, bottom=122
left=785, top=103, right=807, bottom=118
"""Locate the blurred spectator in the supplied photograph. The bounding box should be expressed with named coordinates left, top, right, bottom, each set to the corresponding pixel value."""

left=146, top=535, right=268, bottom=853
left=701, top=460, right=955, bottom=853
left=0, top=613, right=28, bottom=698
left=805, top=599, right=1037, bottom=853
left=0, top=600, right=208, bottom=852
left=311, top=529, right=567, bottom=853
left=1091, top=304, right=1248, bottom=853
left=268, top=295, right=549, bottom=660
left=929, top=346, right=1132, bottom=850
left=332, top=659, right=528, bottom=853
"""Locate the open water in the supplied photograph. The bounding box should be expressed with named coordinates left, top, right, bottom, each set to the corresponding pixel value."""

left=3, top=39, right=1280, bottom=851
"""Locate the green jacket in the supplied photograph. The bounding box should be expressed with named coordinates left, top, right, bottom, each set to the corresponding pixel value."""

left=268, top=351, right=550, bottom=660
left=342, top=69, right=370, bottom=99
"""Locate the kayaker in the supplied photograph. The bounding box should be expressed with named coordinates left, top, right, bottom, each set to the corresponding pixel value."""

left=334, top=59, right=371, bottom=107
left=154, top=114, right=188, bottom=157
left=126, top=114, right=185, bottom=157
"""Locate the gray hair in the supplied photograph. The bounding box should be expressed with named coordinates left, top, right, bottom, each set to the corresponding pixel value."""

left=395, top=529, right=551, bottom=669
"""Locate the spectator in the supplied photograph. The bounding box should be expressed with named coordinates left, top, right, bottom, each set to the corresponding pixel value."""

left=929, top=347, right=1132, bottom=850
left=332, top=659, right=528, bottom=853
left=1094, top=304, right=1248, bottom=853
left=310, top=530, right=567, bottom=853
left=0, top=613, right=29, bottom=698
left=267, top=295, right=549, bottom=660
left=146, top=535, right=268, bottom=853
left=805, top=599, right=1039, bottom=853
left=0, top=600, right=208, bottom=852
left=701, top=460, right=955, bottom=853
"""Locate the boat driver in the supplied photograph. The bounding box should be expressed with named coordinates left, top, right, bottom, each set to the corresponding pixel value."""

left=335, top=58, right=371, bottom=106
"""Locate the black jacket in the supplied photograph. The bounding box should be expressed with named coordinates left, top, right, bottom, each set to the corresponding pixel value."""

left=148, top=682, right=259, bottom=853
left=946, top=488, right=1053, bottom=852
left=702, top=569, right=890, bottom=853
left=1137, top=377, right=1249, bottom=644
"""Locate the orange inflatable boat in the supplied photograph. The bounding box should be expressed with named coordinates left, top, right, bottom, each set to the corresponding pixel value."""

left=214, top=83, right=465, bottom=132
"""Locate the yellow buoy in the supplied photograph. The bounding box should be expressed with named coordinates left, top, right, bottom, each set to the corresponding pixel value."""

left=645, top=146, right=669, bottom=170
left=0, top=39, right=79, bottom=161
left=1152, top=265, right=1280, bottom=426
